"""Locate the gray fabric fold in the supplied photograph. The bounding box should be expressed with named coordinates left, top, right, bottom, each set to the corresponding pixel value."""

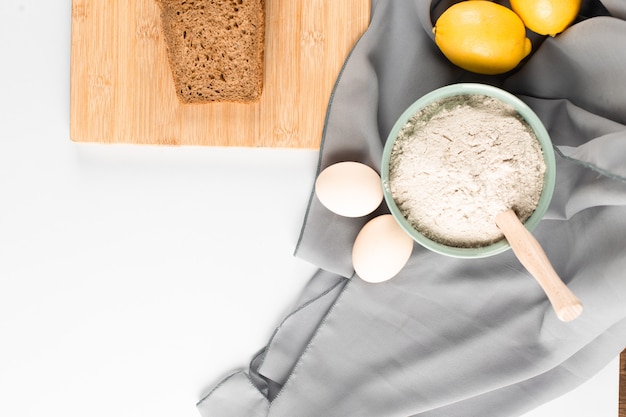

left=257, top=270, right=347, bottom=392
left=197, top=371, right=269, bottom=417
left=199, top=1, right=626, bottom=416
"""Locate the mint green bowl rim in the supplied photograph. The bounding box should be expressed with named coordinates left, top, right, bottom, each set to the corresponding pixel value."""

left=381, top=83, right=556, bottom=259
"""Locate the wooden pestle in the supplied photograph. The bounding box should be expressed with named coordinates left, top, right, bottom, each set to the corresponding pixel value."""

left=495, top=209, right=583, bottom=322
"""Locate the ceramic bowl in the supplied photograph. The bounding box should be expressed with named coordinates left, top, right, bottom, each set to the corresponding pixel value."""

left=381, top=83, right=556, bottom=258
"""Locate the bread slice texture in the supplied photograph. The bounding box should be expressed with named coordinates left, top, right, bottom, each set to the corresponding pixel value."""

left=156, top=0, right=265, bottom=104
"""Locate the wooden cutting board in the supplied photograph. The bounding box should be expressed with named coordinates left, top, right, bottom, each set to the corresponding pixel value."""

left=70, top=0, right=370, bottom=148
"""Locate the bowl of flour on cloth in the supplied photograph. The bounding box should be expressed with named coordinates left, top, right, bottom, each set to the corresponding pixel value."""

left=381, top=83, right=556, bottom=258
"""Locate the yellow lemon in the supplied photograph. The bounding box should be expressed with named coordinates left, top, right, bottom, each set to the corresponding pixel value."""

left=433, top=1, right=532, bottom=75
left=510, top=0, right=581, bottom=36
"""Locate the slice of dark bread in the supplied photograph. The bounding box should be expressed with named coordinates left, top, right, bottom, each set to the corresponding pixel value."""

left=156, top=0, right=265, bottom=104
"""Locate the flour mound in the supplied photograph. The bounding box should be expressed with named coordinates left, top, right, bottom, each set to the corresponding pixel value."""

left=388, top=94, right=546, bottom=248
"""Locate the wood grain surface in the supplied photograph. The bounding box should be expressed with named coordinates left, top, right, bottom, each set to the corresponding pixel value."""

left=619, top=350, right=626, bottom=417
left=70, top=0, right=370, bottom=148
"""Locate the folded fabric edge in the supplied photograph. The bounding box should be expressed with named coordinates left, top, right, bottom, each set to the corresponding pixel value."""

left=555, top=144, right=626, bottom=183
left=197, top=370, right=270, bottom=417
left=256, top=275, right=348, bottom=386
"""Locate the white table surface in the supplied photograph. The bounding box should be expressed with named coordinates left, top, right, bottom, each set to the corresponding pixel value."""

left=0, top=1, right=618, bottom=416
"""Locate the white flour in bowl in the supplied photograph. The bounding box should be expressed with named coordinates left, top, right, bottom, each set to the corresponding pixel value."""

left=388, top=94, right=546, bottom=248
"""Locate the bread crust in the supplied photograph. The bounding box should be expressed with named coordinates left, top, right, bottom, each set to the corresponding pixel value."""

left=156, top=0, right=265, bottom=104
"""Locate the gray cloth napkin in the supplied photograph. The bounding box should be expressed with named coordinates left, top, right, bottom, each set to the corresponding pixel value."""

left=198, top=1, right=626, bottom=416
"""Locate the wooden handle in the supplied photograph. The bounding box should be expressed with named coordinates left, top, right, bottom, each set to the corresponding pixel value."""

left=495, top=209, right=583, bottom=322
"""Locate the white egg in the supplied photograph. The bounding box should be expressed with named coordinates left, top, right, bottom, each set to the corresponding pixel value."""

left=315, top=162, right=383, bottom=218
left=352, top=214, right=414, bottom=283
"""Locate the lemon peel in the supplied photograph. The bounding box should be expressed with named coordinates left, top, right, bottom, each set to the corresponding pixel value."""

left=433, top=1, right=532, bottom=75
left=510, top=0, right=581, bottom=36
